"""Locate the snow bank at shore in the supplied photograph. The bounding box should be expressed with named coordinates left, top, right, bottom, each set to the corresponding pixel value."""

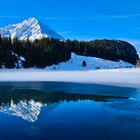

left=0, top=68, right=140, bottom=89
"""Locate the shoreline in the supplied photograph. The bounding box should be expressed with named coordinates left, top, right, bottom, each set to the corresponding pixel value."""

left=0, top=68, right=140, bottom=89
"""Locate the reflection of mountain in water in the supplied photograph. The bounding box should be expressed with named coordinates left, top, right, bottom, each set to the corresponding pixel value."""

left=0, top=86, right=129, bottom=122
left=0, top=100, right=42, bottom=122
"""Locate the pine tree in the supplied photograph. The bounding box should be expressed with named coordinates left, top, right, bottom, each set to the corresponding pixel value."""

left=82, top=60, right=87, bottom=67
left=0, top=34, right=2, bottom=45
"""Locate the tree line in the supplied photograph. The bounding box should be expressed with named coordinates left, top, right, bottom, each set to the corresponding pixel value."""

left=0, top=35, right=139, bottom=68
left=66, top=39, right=139, bottom=65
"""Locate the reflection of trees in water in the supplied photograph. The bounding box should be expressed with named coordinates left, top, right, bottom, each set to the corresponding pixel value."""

left=0, top=86, right=129, bottom=106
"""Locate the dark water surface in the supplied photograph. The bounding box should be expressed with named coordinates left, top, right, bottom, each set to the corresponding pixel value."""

left=0, top=82, right=140, bottom=140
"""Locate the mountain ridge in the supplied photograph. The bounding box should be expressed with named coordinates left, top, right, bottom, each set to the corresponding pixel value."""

left=0, top=17, right=64, bottom=40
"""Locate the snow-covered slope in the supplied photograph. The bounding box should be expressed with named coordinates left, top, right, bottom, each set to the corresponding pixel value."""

left=0, top=17, right=64, bottom=40
left=46, top=53, right=134, bottom=70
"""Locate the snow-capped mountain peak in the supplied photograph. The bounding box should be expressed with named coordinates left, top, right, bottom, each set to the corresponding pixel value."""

left=0, top=17, right=64, bottom=40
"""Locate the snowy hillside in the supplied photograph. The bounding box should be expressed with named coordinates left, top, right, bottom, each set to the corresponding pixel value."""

left=0, top=17, right=63, bottom=40
left=46, top=53, right=134, bottom=70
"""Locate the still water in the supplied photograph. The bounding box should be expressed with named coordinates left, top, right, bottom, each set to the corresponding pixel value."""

left=0, top=82, right=140, bottom=140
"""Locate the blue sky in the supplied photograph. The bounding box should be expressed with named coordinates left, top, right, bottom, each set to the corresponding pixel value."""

left=0, top=0, right=140, bottom=49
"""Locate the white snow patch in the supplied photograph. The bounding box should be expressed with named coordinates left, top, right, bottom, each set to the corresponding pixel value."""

left=20, top=56, right=25, bottom=61
left=46, top=53, right=134, bottom=71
